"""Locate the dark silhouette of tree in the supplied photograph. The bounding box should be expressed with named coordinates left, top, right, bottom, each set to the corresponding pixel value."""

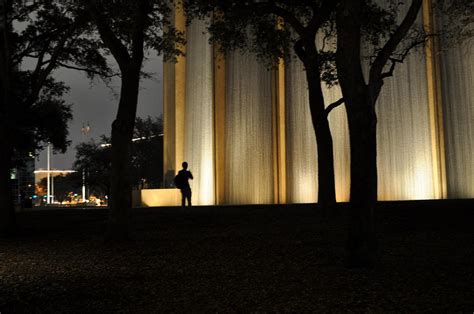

left=82, top=0, right=183, bottom=240
left=186, top=0, right=341, bottom=211
left=0, top=1, right=110, bottom=236
left=74, top=137, right=112, bottom=199
left=336, top=0, right=473, bottom=268
left=38, top=174, right=82, bottom=203
left=73, top=116, right=164, bottom=206
left=131, top=116, right=164, bottom=189
left=434, top=0, right=474, bottom=45
left=0, top=0, right=13, bottom=235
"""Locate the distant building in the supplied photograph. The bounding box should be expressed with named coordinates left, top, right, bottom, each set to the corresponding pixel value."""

left=11, top=154, right=35, bottom=208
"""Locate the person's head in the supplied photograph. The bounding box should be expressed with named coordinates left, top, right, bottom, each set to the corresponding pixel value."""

left=182, top=161, right=188, bottom=170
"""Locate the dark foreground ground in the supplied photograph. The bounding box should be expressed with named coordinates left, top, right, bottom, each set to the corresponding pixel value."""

left=1, top=201, right=473, bottom=312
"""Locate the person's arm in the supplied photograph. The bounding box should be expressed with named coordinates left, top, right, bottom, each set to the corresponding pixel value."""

left=189, top=171, right=193, bottom=180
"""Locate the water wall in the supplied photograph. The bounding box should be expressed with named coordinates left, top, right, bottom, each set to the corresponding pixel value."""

left=440, top=37, right=474, bottom=198
left=375, top=52, right=436, bottom=200
left=375, top=3, right=437, bottom=200
left=225, top=51, right=274, bottom=204
left=165, top=4, right=473, bottom=206
left=285, top=57, right=318, bottom=203
left=184, top=19, right=215, bottom=205
left=285, top=3, right=437, bottom=203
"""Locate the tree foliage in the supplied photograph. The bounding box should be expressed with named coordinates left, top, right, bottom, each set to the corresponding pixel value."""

left=6, top=0, right=118, bottom=159
left=81, top=0, right=185, bottom=66
left=73, top=116, right=163, bottom=197
left=131, top=116, right=164, bottom=189
left=74, top=136, right=112, bottom=198
left=1, top=0, right=113, bottom=235
left=38, top=173, right=82, bottom=203
left=10, top=73, right=72, bottom=163
left=434, top=0, right=474, bottom=45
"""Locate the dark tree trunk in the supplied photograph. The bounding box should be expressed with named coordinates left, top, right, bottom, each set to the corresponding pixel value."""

left=106, top=65, right=140, bottom=240
left=0, top=0, right=15, bottom=236
left=345, top=97, right=378, bottom=268
left=296, top=39, right=337, bottom=211
left=336, top=0, right=377, bottom=268
left=305, top=71, right=336, bottom=211
left=86, top=1, right=149, bottom=240
left=0, top=140, right=15, bottom=236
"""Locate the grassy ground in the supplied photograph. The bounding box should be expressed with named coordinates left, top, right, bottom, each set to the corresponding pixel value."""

left=0, top=201, right=473, bottom=313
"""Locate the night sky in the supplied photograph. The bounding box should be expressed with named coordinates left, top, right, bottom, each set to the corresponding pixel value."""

left=35, top=56, right=163, bottom=170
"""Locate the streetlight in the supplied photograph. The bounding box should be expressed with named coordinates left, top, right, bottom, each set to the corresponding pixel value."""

left=81, top=122, right=91, bottom=203
left=46, top=143, right=51, bottom=204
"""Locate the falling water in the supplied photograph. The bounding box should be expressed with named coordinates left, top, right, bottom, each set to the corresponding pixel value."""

left=285, top=57, right=318, bottom=203
left=370, top=2, right=437, bottom=200
left=184, top=19, right=215, bottom=205
left=375, top=50, right=436, bottom=200
left=439, top=38, right=474, bottom=198
left=225, top=51, right=274, bottom=204
left=175, top=3, right=472, bottom=205
left=286, top=2, right=437, bottom=203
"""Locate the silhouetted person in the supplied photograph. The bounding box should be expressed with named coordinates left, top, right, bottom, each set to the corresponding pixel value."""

left=175, top=161, right=193, bottom=207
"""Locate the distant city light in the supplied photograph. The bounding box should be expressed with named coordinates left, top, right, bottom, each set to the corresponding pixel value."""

left=99, top=133, right=163, bottom=148
left=34, top=170, right=77, bottom=174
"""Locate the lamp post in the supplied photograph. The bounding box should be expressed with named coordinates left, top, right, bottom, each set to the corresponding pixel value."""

left=46, top=143, right=51, bottom=204
left=81, top=122, right=91, bottom=203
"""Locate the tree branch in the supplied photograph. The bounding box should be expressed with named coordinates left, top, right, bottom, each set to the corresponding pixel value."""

left=131, top=0, right=151, bottom=62
left=84, top=0, right=131, bottom=67
left=316, top=97, right=344, bottom=125
left=380, top=37, right=427, bottom=78
left=27, top=16, right=86, bottom=106
left=369, top=0, right=423, bottom=85
left=7, top=3, right=40, bottom=23
left=307, top=0, right=340, bottom=34
left=263, top=1, right=306, bottom=36
left=381, top=58, right=397, bottom=79
left=293, top=39, right=306, bottom=60
left=324, top=97, right=344, bottom=117
left=56, top=62, right=119, bottom=78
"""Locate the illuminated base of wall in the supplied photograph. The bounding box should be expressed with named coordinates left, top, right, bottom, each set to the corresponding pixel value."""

left=135, top=189, right=181, bottom=207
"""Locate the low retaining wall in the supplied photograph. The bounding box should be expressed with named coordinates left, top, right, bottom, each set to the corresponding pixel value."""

left=133, top=189, right=181, bottom=207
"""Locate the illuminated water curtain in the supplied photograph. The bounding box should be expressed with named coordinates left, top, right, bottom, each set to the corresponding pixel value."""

left=163, top=6, right=474, bottom=205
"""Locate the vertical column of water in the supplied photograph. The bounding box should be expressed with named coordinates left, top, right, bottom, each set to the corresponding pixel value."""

left=225, top=51, right=274, bottom=204
left=439, top=27, right=474, bottom=198
left=184, top=19, right=215, bottom=205
left=376, top=54, right=435, bottom=200
left=374, top=3, right=436, bottom=200
left=285, top=57, right=318, bottom=203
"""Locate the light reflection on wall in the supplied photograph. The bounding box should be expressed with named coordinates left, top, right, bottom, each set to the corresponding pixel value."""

left=285, top=56, right=318, bottom=203
left=225, top=51, right=274, bottom=204
left=184, top=19, right=215, bottom=205
left=440, top=37, right=474, bottom=198
left=413, top=164, right=433, bottom=199
left=376, top=48, right=437, bottom=200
